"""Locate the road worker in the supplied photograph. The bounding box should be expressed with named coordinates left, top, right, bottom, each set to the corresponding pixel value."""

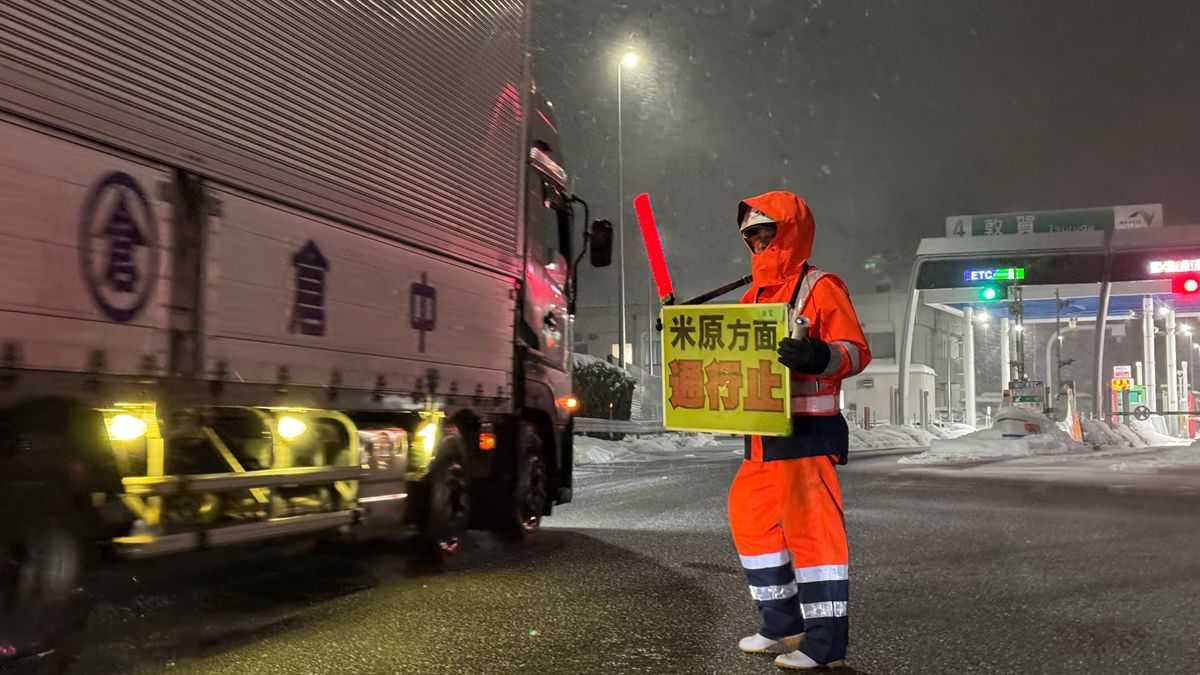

left=729, top=191, right=870, bottom=670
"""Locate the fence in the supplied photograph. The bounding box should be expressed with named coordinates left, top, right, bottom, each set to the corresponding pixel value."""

left=624, top=363, right=663, bottom=422
left=573, top=418, right=666, bottom=435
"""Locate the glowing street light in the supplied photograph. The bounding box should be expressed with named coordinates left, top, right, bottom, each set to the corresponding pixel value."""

left=615, top=49, right=640, bottom=370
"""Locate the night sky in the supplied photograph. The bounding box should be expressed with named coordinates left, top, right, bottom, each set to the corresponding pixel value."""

left=531, top=0, right=1200, bottom=314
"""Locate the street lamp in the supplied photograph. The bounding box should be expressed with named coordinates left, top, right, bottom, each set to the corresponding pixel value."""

left=1184, top=326, right=1196, bottom=391
left=615, top=50, right=638, bottom=369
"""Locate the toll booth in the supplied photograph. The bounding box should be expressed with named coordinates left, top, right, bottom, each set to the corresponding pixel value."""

left=898, top=220, right=1200, bottom=438
left=1110, top=383, right=1147, bottom=425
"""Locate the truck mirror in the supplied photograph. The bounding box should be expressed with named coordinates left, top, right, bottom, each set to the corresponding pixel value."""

left=589, top=220, right=613, bottom=267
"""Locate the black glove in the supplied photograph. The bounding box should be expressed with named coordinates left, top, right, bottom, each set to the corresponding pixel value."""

left=777, top=337, right=832, bottom=375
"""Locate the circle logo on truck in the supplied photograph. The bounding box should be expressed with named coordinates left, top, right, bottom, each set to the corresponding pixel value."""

left=78, top=171, right=160, bottom=323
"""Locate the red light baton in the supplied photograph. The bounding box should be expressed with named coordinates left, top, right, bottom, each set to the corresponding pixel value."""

left=633, top=193, right=675, bottom=305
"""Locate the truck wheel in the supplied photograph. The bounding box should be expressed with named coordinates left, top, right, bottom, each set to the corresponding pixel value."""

left=1, top=517, right=81, bottom=610
left=1, top=514, right=86, bottom=669
left=416, top=443, right=470, bottom=562
left=496, top=425, right=548, bottom=541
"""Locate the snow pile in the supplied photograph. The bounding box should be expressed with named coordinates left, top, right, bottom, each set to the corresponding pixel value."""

left=929, top=422, right=979, bottom=439
left=899, top=423, right=1087, bottom=465
left=848, top=423, right=976, bottom=450
left=1125, top=420, right=1192, bottom=447
left=624, top=433, right=721, bottom=454
left=1080, top=418, right=1130, bottom=448
left=1109, top=443, right=1200, bottom=473
left=1114, top=424, right=1147, bottom=448
left=1078, top=419, right=1191, bottom=450
left=574, top=436, right=637, bottom=464
left=574, top=433, right=723, bottom=464
left=850, top=425, right=935, bottom=449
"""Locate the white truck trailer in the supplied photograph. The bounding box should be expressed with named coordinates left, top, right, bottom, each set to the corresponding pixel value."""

left=0, top=1, right=612, bottom=661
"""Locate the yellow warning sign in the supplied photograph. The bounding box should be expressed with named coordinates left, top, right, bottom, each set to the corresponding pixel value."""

left=1111, top=378, right=1131, bottom=391
left=660, top=303, right=792, bottom=436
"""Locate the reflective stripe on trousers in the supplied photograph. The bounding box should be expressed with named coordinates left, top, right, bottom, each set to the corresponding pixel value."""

left=728, top=457, right=850, bottom=662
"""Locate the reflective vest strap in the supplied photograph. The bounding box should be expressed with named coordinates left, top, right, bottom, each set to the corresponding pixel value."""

left=792, top=379, right=822, bottom=394
left=791, top=379, right=835, bottom=395
left=791, top=394, right=839, bottom=414
left=790, top=268, right=828, bottom=331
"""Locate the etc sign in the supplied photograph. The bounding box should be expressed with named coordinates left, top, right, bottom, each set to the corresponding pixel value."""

left=964, top=267, right=1025, bottom=283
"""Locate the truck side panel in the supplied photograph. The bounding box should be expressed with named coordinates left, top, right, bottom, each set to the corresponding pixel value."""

left=206, top=186, right=515, bottom=403
left=0, top=118, right=171, bottom=379
left=0, top=0, right=530, bottom=274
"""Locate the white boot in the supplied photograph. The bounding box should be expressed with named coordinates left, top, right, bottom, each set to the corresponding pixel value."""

left=774, top=649, right=846, bottom=670
left=738, top=632, right=804, bottom=654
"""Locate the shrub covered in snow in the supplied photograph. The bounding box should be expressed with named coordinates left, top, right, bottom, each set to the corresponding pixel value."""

left=571, top=354, right=635, bottom=423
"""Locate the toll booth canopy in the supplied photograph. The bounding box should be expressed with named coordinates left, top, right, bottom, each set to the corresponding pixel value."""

left=898, top=224, right=1200, bottom=426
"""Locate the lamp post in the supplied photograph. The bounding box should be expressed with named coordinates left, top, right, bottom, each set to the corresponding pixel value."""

left=1183, top=324, right=1194, bottom=407
left=615, top=50, right=637, bottom=369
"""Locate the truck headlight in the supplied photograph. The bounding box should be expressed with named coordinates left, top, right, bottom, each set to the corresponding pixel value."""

left=108, top=413, right=148, bottom=441
left=277, top=415, right=308, bottom=440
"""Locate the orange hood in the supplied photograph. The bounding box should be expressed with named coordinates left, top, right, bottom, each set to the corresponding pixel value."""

left=737, top=191, right=815, bottom=289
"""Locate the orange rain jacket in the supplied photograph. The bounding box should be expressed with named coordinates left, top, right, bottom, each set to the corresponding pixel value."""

left=737, top=191, right=871, bottom=463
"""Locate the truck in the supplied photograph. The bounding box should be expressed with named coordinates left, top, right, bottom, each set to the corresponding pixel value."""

left=0, top=0, right=612, bottom=662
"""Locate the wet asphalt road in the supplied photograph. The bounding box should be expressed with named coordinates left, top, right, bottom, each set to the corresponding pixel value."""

left=50, top=443, right=1200, bottom=674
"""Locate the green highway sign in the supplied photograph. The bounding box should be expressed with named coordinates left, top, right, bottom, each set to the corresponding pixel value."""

left=946, top=204, right=1162, bottom=237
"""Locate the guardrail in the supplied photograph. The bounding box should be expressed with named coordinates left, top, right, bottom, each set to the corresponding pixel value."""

left=573, top=417, right=665, bottom=435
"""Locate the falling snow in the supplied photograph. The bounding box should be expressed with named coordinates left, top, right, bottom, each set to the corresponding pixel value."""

left=530, top=1, right=1200, bottom=306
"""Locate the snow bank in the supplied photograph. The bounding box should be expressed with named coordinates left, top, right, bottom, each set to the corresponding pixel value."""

left=574, top=433, right=724, bottom=464
left=1079, top=418, right=1192, bottom=450
left=848, top=423, right=975, bottom=450
left=1080, top=418, right=1129, bottom=448
left=899, top=423, right=1087, bottom=465
left=1126, top=420, right=1192, bottom=447
left=850, top=425, right=933, bottom=449
left=929, top=422, right=979, bottom=439
left=573, top=436, right=636, bottom=464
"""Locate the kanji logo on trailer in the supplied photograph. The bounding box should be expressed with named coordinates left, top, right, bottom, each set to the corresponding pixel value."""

left=290, top=240, right=330, bottom=336
left=410, top=272, right=437, bottom=352
left=78, top=171, right=160, bottom=323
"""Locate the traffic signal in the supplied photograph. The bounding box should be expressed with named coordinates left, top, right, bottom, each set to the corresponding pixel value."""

left=978, top=284, right=1007, bottom=302
left=1171, top=274, right=1200, bottom=296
